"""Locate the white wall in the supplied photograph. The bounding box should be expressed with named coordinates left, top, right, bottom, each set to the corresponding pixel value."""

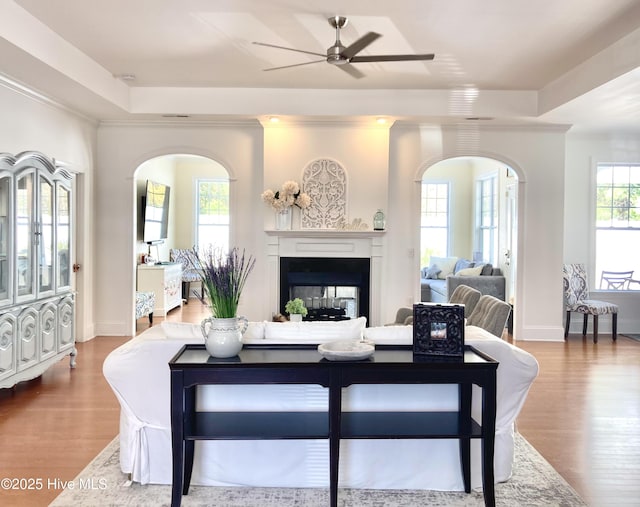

left=0, top=80, right=97, bottom=342
left=262, top=122, right=390, bottom=229
left=95, top=121, right=264, bottom=336
left=387, top=124, right=568, bottom=341
left=564, top=132, right=640, bottom=335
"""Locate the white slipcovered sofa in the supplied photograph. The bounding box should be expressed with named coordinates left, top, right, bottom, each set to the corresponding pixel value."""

left=103, top=318, right=538, bottom=491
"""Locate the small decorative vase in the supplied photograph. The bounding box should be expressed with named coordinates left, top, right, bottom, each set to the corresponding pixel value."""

left=373, top=209, right=386, bottom=230
left=200, top=316, right=248, bottom=358
left=275, top=207, right=292, bottom=230
left=289, top=313, right=303, bottom=322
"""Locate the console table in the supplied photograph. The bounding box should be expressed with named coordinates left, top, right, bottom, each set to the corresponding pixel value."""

left=169, top=344, right=498, bottom=507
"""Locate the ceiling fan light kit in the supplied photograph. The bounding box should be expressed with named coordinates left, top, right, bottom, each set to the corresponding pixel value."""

left=253, top=15, right=435, bottom=78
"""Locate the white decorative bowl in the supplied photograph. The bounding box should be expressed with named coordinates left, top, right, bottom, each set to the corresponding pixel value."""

left=318, top=340, right=375, bottom=361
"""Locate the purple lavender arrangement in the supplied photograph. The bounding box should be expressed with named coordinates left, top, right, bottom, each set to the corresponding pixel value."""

left=192, top=247, right=256, bottom=318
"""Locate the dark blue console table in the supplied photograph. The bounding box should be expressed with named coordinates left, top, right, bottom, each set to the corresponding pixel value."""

left=169, top=344, right=498, bottom=507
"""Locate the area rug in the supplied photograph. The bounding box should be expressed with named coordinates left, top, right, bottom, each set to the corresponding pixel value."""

left=49, top=434, right=586, bottom=507
left=622, top=334, right=640, bottom=342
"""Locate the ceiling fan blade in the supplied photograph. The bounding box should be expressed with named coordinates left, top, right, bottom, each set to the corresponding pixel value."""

left=262, top=60, right=325, bottom=72
left=252, top=41, right=326, bottom=58
left=350, top=53, right=435, bottom=63
left=337, top=63, right=365, bottom=79
left=341, top=32, right=381, bottom=59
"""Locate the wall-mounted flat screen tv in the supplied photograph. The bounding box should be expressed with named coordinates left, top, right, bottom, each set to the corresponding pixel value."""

left=142, top=180, right=170, bottom=244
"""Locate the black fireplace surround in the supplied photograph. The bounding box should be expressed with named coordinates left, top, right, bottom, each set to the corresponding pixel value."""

left=279, top=257, right=370, bottom=322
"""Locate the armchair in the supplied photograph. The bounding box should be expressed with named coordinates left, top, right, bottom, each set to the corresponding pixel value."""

left=466, top=295, right=511, bottom=338
left=448, top=284, right=481, bottom=316
left=385, top=307, right=413, bottom=326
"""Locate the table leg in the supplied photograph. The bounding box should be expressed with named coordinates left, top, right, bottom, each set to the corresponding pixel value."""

left=481, top=375, right=497, bottom=507
left=183, top=387, right=196, bottom=494
left=458, top=383, right=472, bottom=493
left=329, top=371, right=342, bottom=507
left=170, top=371, right=184, bottom=507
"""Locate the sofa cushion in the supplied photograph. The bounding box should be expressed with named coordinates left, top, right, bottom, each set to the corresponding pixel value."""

left=263, top=317, right=367, bottom=341
left=481, top=263, right=494, bottom=275
left=456, top=265, right=484, bottom=276
left=423, top=265, right=441, bottom=279
left=454, top=259, right=473, bottom=273
left=430, top=256, right=458, bottom=280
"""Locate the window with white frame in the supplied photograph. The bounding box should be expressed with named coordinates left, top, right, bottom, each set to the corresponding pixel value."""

left=196, top=179, right=229, bottom=252
left=476, top=175, right=498, bottom=265
left=420, top=182, right=449, bottom=267
left=595, top=164, right=640, bottom=290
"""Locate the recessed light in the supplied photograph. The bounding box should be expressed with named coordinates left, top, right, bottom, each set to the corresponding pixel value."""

left=269, top=116, right=280, bottom=123
left=376, top=117, right=387, bottom=124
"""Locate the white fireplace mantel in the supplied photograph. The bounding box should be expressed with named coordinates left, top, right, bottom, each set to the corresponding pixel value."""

left=265, top=229, right=386, bottom=326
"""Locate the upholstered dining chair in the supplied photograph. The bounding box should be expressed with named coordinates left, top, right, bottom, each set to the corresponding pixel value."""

left=563, top=263, right=618, bottom=343
left=169, top=248, right=203, bottom=304
left=466, top=294, right=512, bottom=338
left=448, top=284, right=481, bottom=317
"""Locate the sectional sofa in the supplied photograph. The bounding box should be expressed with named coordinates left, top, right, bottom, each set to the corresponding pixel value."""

left=421, top=256, right=506, bottom=302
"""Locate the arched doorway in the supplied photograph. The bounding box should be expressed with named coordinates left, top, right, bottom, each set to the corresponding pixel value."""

left=132, top=153, right=230, bottom=334
left=419, top=156, right=519, bottom=331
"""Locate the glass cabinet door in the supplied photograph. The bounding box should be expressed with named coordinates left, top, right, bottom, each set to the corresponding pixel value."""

left=57, top=183, right=71, bottom=289
left=0, top=174, right=9, bottom=304
left=16, top=171, right=34, bottom=300
left=39, top=175, right=54, bottom=294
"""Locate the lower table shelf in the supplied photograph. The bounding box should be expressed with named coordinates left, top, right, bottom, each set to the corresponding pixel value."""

left=188, top=411, right=482, bottom=440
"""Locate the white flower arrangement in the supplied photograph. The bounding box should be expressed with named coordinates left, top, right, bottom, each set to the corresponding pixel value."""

left=261, top=180, right=311, bottom=211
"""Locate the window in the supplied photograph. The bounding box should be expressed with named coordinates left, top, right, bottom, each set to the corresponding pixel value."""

left=595, top=164, right=640, bottom=290
left=476, top=175, right=498, bottom=265
left=196, top=179, right=229, bottom=252
left=420, top=182, right=449, bottom=266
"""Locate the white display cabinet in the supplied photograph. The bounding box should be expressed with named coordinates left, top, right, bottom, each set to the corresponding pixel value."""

left=0, top=151, right=75, bottom=389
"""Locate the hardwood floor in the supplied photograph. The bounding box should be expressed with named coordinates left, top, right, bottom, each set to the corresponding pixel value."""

left=515, top=334, right=640, bottom=507
left=1, top=301, right=638, bottom=506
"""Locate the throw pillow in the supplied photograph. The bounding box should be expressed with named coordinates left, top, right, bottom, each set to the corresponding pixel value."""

left=456, top=266, right=483, bottom=276
left=424, top=265, right=441, bottom=279
left=430, top=256, right=459, bottom=280
left=264, top=317, right=367, bottom=341
left=454, top=259, right=474, bottom=273
left=481, top=263, right=494, bottom=275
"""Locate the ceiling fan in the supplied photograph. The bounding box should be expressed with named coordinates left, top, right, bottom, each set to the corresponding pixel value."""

left=253, top=15, right=434, bottom=79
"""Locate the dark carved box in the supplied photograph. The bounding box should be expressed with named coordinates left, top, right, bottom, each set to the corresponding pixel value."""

left=413, top=303, right=465, bottom=358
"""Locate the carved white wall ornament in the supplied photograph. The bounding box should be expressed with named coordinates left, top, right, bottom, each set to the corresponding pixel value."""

left=301, top=159, right=347, bottom=229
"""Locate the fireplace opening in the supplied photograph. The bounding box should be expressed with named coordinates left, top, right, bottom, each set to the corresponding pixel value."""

left=279, top=257, right=370, bottom=322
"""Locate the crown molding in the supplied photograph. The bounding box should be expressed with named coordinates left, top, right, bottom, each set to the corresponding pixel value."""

left=0, top=72, right=97, bottom=126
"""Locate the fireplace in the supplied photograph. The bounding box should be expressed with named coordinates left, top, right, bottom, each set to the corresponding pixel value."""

left=266, top=230, right=384, bottom=326
left=279, top=257, right=370, bottom=321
